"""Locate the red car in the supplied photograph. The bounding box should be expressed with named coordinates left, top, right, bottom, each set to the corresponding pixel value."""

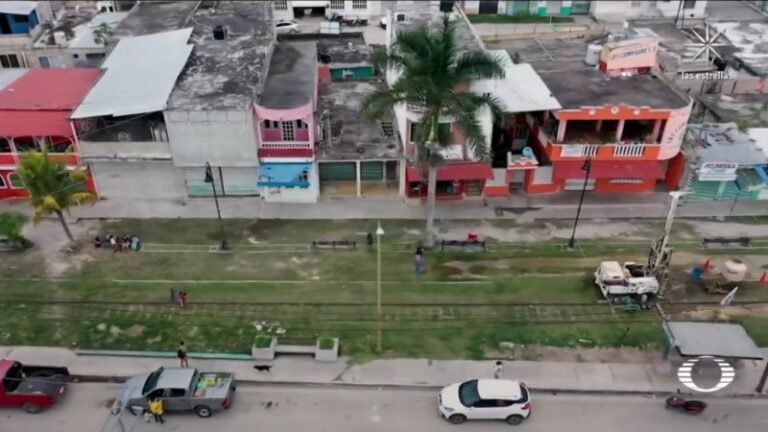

left=0, top=359, right=70, bottom=413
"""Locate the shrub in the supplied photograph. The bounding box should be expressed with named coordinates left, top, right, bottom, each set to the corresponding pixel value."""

left=318, top=337, right=335, bottom=350
left=253, top=335, right=274, bottom=348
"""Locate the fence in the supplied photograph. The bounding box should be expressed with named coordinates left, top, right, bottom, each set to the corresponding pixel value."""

left=473, top=22, right=605, bottom=41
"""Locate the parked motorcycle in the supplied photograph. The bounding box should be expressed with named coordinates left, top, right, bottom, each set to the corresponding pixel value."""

left=665, top=395, right=707, bottom=414
left=357, top=18, right=369, bottom=26
left=340, top=15, right=358, bottom=26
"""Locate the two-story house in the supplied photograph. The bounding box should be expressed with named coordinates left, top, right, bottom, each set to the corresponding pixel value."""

left=0, top=68, right=102, bottom=199
left=0, top=1, right=46, bottom=68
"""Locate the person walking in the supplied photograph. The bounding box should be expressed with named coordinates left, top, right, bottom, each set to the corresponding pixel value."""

left=414, top=253, right=425, bottom=276
left=177, top=341, right=189, bottom=367
left=493, top=360, right=503, bottom=379
left=149, top=398, right=165, bottom=424
left=177, top=291, right=188, bottom=308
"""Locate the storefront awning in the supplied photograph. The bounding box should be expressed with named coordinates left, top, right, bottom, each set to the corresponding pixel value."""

left=258, top=163, right=311, bottom=188
left=554, top=161, right=665, bottom=180
left=406, top=163, right=494, bottom=182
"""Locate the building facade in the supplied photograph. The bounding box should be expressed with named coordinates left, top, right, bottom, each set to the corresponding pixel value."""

left=0, top=68, right=101, bottom=199
left=459, top=0, right=707, bottom=20
left=273, top=0, right=384, bottom=21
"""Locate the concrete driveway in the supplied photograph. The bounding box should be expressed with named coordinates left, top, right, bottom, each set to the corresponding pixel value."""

left=8, top=383, right=768, bottom=432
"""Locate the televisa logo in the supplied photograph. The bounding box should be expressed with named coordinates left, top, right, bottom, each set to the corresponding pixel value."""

left=677, top=356, right=735, bottom=393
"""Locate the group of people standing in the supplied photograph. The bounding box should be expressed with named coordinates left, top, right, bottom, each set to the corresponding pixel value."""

left=94, top=234, right=142, bottom=252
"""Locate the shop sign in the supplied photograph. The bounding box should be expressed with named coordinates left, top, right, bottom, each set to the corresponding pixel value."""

left=698, top=162, right=738, bottom=181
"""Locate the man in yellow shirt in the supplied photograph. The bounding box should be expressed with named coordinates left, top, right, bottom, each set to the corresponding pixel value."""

left=149, top=398, right=165, bottom=424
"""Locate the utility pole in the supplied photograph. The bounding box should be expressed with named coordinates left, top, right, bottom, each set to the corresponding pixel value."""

left=648, top=191, right=687, bottom=292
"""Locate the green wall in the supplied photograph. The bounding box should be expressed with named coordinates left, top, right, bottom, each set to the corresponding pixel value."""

left=331, top=66, right=374, bottom=80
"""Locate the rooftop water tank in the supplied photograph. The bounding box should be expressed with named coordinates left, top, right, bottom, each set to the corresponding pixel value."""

left=585, top=44, right=602, bottom=66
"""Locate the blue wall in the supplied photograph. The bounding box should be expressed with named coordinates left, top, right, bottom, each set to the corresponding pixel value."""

left=0, top=10, right=39, bottom=35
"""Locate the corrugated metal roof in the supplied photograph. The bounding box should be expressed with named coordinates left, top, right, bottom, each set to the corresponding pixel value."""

left=71, top=28, right=194, bottom=119
left=0, top=68, right=102, bottom=110
left=471, top=50, right=561, bottom=114
left=664, top=321, right=763, bottom=359
left=0, top=1, right=37, bottom=15
left=0, top=69, right=27, bottom=91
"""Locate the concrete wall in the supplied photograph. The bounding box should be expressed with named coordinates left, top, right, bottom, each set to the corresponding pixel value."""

left=78, top=140, right=172, bottom=159
left=165, top=109, right=259, bottom=168
left=90, top=161, right=186, bottom=199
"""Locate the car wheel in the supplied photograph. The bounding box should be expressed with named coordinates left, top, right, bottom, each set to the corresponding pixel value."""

left=448, top=414, right=466, bottom=425
left=22, top=403, right=42, bottom=414
left=506, top=415, right=524, bottom=425
left=195, top=405, right=213, bottom=418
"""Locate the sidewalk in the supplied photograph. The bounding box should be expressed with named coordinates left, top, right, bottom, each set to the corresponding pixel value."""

left=2, top=193, right=767, bottom=221
left=2, top=346, right=765, bottom=396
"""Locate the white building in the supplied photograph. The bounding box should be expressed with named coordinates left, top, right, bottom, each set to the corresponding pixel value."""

left=458, top=1, right=707, bottom=21
left=273, top=0, right=384, bottom=20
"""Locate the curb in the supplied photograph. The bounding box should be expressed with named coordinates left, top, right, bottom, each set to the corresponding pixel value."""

left=70, top=375, right=766, bottom=399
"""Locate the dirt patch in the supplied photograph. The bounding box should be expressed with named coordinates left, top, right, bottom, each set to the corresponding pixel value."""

left=680, top=304, right=768, bottom=320
left=291, top=256, right=321, bottom=280
left=486, top=345, right=660, bottom=363
left=124, top=324, right=145, bottom=337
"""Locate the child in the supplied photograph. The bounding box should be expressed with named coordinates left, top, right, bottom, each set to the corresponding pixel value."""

left=178, top=291, right=188, bottom=308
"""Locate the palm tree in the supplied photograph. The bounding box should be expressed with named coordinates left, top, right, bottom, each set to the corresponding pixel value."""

left=16, top=150, right=95, bottom=245
left=363, top=15, right=505, bottom=247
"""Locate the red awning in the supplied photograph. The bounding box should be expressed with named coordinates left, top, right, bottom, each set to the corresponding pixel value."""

left=0, top=111, right=72, bottom=137
left=406, top=163, right=494, bottom=182
left=554, top=161, right=665, bottom=180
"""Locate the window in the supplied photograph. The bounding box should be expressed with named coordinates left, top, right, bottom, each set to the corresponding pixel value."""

left=14, top=14, right=30, bottom=23
left=72, top=54, right=79, bottom=59
left=46, top=137, right=73, bottom=153
left=0, top=54, right=21, bottom=69
left=85, top=53, right=105, bottom=60
left=473, top=399, right=499, bottom=408
left=166, top=388, right=187, bottom=398
left=330, top=0, right=344, bottom=9
left=281, top=120, right=295, bottom=141
left=683, top=0, right=696, bottom=8
left=458, top=380, right=481, bottom=407
left=264, top=120, right=279, bottom=128
left=12, top=137, right=37, bottom=152
left=0, top=137, right=10, bottom=153
left=352, top=0, right=367, bottom=9
left=296, top=120, right=307, bottom=128
left=513, top=125, right=528, bottom=139
left=274, top=0, right=288, bottom=10
left=38, top=55, right=62, bottom=68
left=8, top=173, right=24, bottom=189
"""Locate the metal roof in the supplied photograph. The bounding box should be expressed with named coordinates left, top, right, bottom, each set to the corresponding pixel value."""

left=471, top=50, right=561, bottom=113
left=663, top=321, right=763, bottom=359
left=0, top=68, right=102, bottom=110
left=687, top=123, right=768, bottom=167
left=0, top=1, right=37, bottom=15
left=71, top=28, right=194, bottom=119
left=0, top=69, right=27, bottom=91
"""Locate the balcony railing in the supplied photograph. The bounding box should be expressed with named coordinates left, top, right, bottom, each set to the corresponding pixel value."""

left=260, top=141, right=313, bottom=149
left=613, top=144, right=646, bottom=157
left=558, top=144, right=599, bottom=158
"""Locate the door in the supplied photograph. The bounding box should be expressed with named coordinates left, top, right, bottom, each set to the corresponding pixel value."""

left=469, top=399, right=507, bottom=419
left=478, top=0, right=499, bottom=14
left=221, top=167, right=260, bottom=196
left=571, top=0, right=591, bottom=14
left=7, top=172, right=27, bottom=198
left=319, top=162, right=356, bottom=181
left=506, top=0, right=530, bottom=16
left=162, top=388, right=191, bottom=412
left=563, top=178, right=596, bottom=191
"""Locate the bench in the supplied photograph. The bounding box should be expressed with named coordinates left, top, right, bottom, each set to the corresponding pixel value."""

left=440, top=240, right=487, bottom=252
left=312, top=240, right=357, bottom=250
left=701, top=237, right=751, bottom=248
left=274, top=338, right=316, bottom=356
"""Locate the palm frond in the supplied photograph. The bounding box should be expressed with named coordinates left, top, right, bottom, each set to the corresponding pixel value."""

left=453, top=51, right=506, bottom=82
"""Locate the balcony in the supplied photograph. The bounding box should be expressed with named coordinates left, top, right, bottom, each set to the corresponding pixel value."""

left=75, top=115, right=172, bottom=160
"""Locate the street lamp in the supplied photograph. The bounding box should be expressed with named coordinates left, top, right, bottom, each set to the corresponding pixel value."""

left=204, top=162, right=228, bottom=251
left=567, top=158, right=592, bottom=250
left=376, top=221, right=385, bottom=352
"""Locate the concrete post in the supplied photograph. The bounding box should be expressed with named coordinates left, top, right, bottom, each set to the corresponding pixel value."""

left=557, top=120, right=567, bottom=143
left=616, top=120, right=625, bottom=142
left=652, top=119, right=662, bottom=142
left=757, top=360, right=768, bottom=394
left=356, top=160, right=362, bottom=197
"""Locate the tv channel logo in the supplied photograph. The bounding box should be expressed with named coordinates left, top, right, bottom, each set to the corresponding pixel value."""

left=677, top=356, right=735, bottom=393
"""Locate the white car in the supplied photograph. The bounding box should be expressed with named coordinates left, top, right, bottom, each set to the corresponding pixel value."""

left=380, top=16, right=387, bottom=28
left=438, top=379, right=531, bottom=425
left=275, top=20, right=299, bottom=34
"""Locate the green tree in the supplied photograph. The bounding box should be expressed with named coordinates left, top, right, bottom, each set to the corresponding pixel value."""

left=16, top=151, right=95, bottom=244
left=0, top=211, right=28, bottom=248
left=363, top=16, right=504, bottom=247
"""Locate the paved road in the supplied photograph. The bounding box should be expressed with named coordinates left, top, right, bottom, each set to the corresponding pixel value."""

left=5, top=384, right=768, bottom=432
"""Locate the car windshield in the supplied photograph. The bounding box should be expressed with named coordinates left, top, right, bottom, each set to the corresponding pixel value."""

left=3, top=362, right=23, bottom=392
left=458, top=380, right=481, bottom=407
left=142, top=370, right=162, bottom=395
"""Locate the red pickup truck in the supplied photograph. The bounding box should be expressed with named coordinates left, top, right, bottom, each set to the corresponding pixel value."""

left=0, top=359, right=70, bottom=413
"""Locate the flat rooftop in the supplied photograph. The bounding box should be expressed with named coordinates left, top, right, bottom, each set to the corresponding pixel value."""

left=317, top=80, right=401, bottom=161
left=167, top=1, right=274, bottom=111
left=492, top=38, right=689, bottom=109
left=317, top=35, right=371, bottom=66
left=258, top=41, right=317, bottom=110
left=111, top=1, right=198, bottom=38
left=391, top=2, right=482, bottom=57
left=35, top=11, right=128, bottom=49
left=711, top=21, right=768, bottom=77
left=687, top=123, right=768, bottom=166
left=627, top=22, right=728, bottom=73
left=698, top=93, right=768, bottom=127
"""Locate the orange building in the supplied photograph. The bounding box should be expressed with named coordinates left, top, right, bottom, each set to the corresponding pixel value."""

left=488, top=36, right=691, bottom=196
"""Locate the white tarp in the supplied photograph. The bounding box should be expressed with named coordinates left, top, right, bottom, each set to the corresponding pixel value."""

left=472, top=50, right=562, bottom=113
left=0, top=1, right=37, bottom=16
left=71, top=28, right=194, bottom=119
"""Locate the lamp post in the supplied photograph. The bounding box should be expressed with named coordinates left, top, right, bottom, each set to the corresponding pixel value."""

left=567, top=158, right=592, bottom=250
left=376, top=221, right=385, bottom=352
left=204, top=162, right=228, bottom=251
